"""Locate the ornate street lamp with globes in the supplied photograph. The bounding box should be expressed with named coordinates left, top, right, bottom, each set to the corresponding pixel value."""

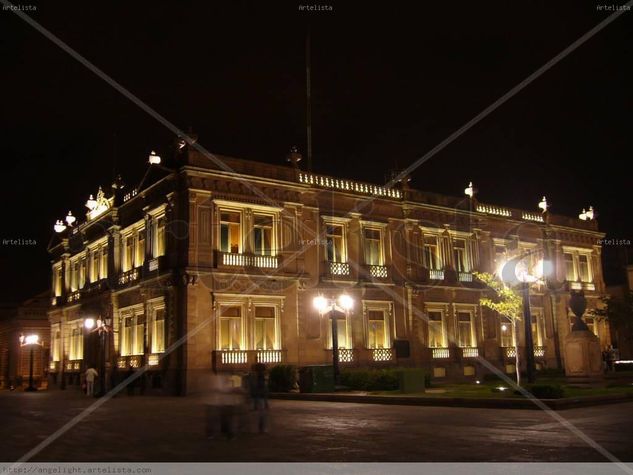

left=499, top=254, right=553, bottom=384
left=84, top=316, right=113, bottom=397
left=19, top=334, right=42, bottom=392
left=313, top=293, right=354, bottom=386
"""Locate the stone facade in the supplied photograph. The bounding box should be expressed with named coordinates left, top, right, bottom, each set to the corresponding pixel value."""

left=47, top=144, right=610, bottom=395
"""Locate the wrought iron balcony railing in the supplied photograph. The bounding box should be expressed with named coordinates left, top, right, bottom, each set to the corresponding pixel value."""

left=461, top=347, right=479, bottom=358
left=218, top=252, right=279, bottom=269
left=432, top=347, right=450, bottom=359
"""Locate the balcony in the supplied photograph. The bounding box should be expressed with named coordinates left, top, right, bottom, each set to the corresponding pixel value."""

left=217, top=251, right=279, bottom=269
left=65, top=360, right=82, bottom=372
left=212, top=349, right=285, bottom=372
left=66, top=291, right=81, bottom=304
left=566, top=281, right=596, bottom=292
left=432, top=347, right=450, bottom=359
left=429, top=269, right=444, bottom=280
left=360, top=264, right=390, bottom=282
left=324, top=348, right=356, bottom=364
left=458, top=272, right=473, bottom=283
left=118, top=268, right=140, bottom=286
left=533, top=346, right=546, bottom=358
left=117, top=355, right=143, bottom=369
left=322, top=261, right=352, bottom=280
left=503, top=347, right=517, bottom=359
left=461, top=347, right=479, bottom=358
left=371, top=347, right=394, bottom=362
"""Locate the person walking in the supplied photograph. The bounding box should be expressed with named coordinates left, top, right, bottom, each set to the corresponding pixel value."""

left=85, top=367, right=98, bottom=396
left=248, top=363, right=269, bottom=433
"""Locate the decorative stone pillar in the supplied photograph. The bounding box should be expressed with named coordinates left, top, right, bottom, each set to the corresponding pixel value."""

left=564, top=291, right=603, bottom=386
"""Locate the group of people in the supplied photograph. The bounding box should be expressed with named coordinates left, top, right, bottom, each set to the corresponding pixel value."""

left=206, top=363, right=270, bottom=440
left=602, top=345, right=619, bottom=373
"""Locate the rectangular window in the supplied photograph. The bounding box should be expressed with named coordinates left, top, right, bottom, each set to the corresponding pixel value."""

left=564, top=253, right=575, bottom=281
left=121, top=312, right=145, bottom=356
left=79, top=257, right=86, bottom=289
left=328, top=318, right=350, bottom=349
left=363, top=228, right=383, bottom=266
left=254, top=306, right=276, bottom=350
left=326, top=224, right=345, bottom=262
left=136, top=229, right=146, bottom=267
left=124, top=235, right=135, bottom=271
left=101, top=246, right=108, bottom=278
left=253, top=215, right=274, bottom=256
left=69, top=325, right=83, bottom=360
left=578, top=255, right=590, bottom=282
left=367, top=310, right=387, bottom=349
left=453, top=239, right=467, bottom=272
left=424, top=236, right=440, bottom=270
left=90, top=250, right=98, bottom=282
left=531, top=312, right=545, bottom=347
left=457, top=311, right=475, bottom=347
left=219, top=306, right=242, bottom=350
left=151, top=308, right=165, bottom=354
left=153, top=216, right=166, bottom=257
left=220, top=212, right=241, bottom=253
left=428, top=311, right=445, bottom=348
left=70, top=260, right=78, bottom=291
left=52, top=326, right=61, bottom=362
left=53, top=265, right=62, bottom=297
left=500, top=321, right=515, bottom=347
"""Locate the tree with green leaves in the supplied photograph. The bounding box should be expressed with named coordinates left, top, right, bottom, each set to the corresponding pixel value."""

left=590, top=290, right=633, bottom=350
left=474, top=272, right=524, bottom=386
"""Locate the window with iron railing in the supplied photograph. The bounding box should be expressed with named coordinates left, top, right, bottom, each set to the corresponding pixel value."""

left=363, top=228, right=383, bottom=266
left=326, top=224, right=346, bottom=263
left=219, top=306, right=242, bottom=350
left=457, top=311, right=476, bottom=348
left=220, top=211, right=242, bottom=254
left=254, top=306, right=277, bottom=350
left=367, top=309, right=388, bottom=349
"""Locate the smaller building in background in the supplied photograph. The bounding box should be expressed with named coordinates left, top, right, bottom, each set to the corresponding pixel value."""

left=0, top=291, right=50, bottom=389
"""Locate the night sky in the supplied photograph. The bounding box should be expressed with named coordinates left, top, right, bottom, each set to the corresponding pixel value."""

left=1, top=1, right=631, bottom=303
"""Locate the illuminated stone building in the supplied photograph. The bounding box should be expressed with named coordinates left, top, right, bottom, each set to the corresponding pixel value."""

left=0, top=292, right=50, bottom=389
left=47, top=142, right=610, bottom=394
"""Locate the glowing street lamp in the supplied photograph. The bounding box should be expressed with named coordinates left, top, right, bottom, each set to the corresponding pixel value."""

left=19, top=333, right=42, bottom=392
left=53, top=220, right=67, bottom=233
left=499, top=254, right=552, bottom=384
left=84, top=317, right=113, bottom=397
left=464, top=181, right=475, bottom=198
left=313, top=293, right=354, bottom=385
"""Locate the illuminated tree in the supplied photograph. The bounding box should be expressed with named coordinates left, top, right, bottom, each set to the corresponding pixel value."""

left=474, top=272, right=524, bottom=386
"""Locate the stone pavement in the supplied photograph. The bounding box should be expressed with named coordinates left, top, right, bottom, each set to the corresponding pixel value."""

left=1, top=390, right=632, bottom=462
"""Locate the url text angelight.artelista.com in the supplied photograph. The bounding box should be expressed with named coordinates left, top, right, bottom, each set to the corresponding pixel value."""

left=2, top=4, right=37, bottom=11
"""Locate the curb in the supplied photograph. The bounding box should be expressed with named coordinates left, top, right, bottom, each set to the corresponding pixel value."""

left=269, top=392, right=633, bottom=410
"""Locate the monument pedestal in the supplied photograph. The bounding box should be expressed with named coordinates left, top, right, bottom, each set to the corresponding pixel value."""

left=563, top=330, right=604, bottom=387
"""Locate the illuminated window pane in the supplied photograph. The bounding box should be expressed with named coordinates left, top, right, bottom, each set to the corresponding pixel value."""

left=368, top=310, right=386, bottom=349
left=255, top=306, right=276, bottom=350
left=453, top=239, right=467, bottom=272
left=326, top=225, right=344, bottom=262
left=253, top=215, right=273, bottom=255
left=500, top=321, right=515, bottom=347
left=457, top=312, right=474, bottom=347
left=564, top=253, right=575, bottom=281
left=364, top=228, right=382, bottom=265
left=428, top=311, right=445, bottom=348
left=137, top=229, right=146, bottom=267
left=578, top=255, right=590, bottom=282
left=424, top=236, right=440, bottom=270
left=220, top=212, right=241, bottom=253
left=220, top=306, right=241, bottom=350
left=151, top=308, right=165, bottom=353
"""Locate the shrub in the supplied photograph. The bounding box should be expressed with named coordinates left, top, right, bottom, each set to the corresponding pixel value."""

left=339, top=368, right=427, bottom=391
left=524, top=384, right=565, bottom=399
left=268, top=365, right=297, bottom=392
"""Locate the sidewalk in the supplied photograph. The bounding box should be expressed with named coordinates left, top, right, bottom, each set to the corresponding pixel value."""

left=270, top=391, right=633, bottom=410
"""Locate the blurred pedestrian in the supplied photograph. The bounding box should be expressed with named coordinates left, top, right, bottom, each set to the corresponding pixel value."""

left=607, top=345, right=617, bottom=372
left=248, top=363, right=269, bottom=433
left=85, top=366, right=98, bottom=396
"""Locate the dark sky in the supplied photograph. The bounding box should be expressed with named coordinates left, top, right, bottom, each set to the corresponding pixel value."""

left=1, top=0, right=631, bottom=302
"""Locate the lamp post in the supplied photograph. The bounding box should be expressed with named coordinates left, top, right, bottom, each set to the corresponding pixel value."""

left=500, top=256, right=552, bottom=384
left=85, top=317, right=112, bottom=397
left=19, top=334, right=42, bottom=392
left=313, top=293, right=354, bottom=386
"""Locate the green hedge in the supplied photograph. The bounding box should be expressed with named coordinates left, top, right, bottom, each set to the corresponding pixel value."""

left=524, top=384, right=565, bottom=399
left=268, top=365, right=297, bottom=392
left=340, top=368, right=430, bottom=391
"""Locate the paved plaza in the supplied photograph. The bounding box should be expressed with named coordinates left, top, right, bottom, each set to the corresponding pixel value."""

left=1, top=390, right=633, bottom=462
